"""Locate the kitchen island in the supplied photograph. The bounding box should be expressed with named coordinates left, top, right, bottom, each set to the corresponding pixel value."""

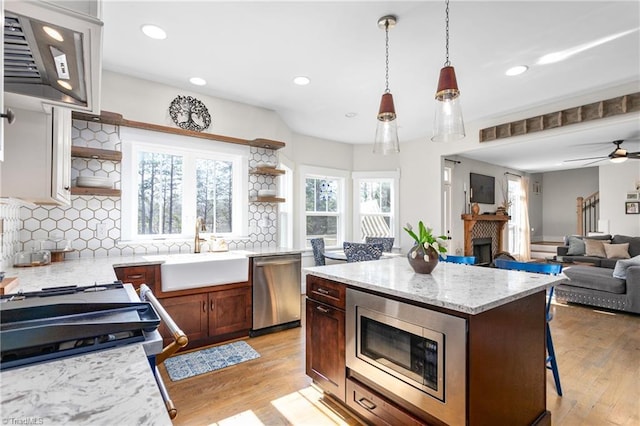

left=305, top=257, right=565, bottom=426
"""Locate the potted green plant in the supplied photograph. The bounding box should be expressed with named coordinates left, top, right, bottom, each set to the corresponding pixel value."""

left=404, top=221, right=448, bottom=273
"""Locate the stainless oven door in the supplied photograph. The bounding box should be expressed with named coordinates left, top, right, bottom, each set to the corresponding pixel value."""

left=346, top=288, right=467, bottom=426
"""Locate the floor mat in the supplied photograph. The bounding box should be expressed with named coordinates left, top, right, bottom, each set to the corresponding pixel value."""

left=164, top=340, right=260, bottom=381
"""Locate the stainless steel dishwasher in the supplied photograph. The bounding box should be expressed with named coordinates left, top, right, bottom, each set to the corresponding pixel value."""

left=251, top=253, right=302, bottom=336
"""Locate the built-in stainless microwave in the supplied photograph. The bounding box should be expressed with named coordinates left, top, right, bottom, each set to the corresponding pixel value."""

left=346, top=289, right=467, bottom=425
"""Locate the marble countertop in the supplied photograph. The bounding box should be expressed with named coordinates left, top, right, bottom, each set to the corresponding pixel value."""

left=0, top=344, right=172, bottom=425
left=2, top=248, right=302, bottom=294
left=305, top=257, right=566, bottom=315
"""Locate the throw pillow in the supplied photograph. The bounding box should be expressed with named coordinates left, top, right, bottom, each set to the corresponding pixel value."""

left=566, top=236, right=585, bottom=255
left=603, top=243, right=630, bottom=259
left=584, top=239, right=610, bottom=258
left=613, top=255, right=640, bottom=279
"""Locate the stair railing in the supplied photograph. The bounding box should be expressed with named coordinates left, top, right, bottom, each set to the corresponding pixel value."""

left=576, top=192, right=599, bottom=236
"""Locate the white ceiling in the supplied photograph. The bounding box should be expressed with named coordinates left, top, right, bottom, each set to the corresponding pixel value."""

left=101, top=1, right=640, bottom=173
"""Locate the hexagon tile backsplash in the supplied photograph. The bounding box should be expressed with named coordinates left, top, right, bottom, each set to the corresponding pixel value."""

left=0, top=119, right=279, bottom=270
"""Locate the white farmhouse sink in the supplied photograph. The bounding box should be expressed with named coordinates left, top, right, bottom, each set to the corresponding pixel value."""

left=154, top=251, right=251, bottom=292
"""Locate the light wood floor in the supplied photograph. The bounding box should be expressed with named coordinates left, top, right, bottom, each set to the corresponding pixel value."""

left=160, top=299, right=639, bottom=425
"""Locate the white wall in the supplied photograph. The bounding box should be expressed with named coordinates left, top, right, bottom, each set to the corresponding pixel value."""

left=542, top=167, right=599, bottom=240
left=101, top=70, right=293, bottom=144
left=599, top=162, right=640, bottom=236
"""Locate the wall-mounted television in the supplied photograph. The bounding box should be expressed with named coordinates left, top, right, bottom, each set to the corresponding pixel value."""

left=470, top=173, right=495, bottom=204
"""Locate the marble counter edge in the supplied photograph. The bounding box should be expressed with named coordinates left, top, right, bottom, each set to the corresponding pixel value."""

left=0, top=344, right=172, bottom=425
left=305, top=268, right=565, bottom=315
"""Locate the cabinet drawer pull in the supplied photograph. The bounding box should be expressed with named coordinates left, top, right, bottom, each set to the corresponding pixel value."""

left=203, top=301, right=206, bottom=313
left=316, top=305, right=330, bottom=313
left=210, top=300, right=214, bottom=311
left=316, top=287, right=330, bottom=295
left=128, top=274, right=144, bottom=279
left=356, top=397, right=377, bottom=411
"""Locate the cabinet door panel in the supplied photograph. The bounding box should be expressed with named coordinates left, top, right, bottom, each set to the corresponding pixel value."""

left=209, top=286, right=252, bottom=336
left=159, top=293, right=208, bottom=346
left=305, top=298, right=345, bottom=401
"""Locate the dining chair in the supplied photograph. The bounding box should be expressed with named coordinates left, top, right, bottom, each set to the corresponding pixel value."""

left=310, top=238, right=326, bottom=266
left=493, top=258, right=563, bottom=396
left=440, top=255, right=476, bottom=265
left=343, top=242, right=383, bottom=263
left=365, top=237, right=395, bottom=253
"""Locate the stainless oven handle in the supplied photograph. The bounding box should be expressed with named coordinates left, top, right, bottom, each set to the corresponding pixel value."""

left=139, top=284, right=188, bottom=365
left=153, top=366, right=177, bottom=419
left=356, top=397, right=377, bottom=411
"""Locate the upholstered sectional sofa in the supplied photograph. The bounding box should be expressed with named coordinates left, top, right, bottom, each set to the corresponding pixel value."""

left=554, top=234, right=640, bottom=314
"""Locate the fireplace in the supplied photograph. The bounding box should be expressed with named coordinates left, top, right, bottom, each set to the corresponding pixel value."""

left=472, top=238, right=493, bottom=265
left=461, top=214, right=509, bottom=258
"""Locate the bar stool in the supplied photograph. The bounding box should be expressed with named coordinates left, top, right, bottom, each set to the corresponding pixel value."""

left=493, top=259, right=563, bottom=396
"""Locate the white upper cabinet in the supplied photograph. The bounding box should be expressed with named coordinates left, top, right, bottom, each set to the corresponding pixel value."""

left=1, top=106, right=72, bottom=205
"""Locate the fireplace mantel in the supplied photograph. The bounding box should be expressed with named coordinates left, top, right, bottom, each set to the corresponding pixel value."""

left=461, top=214, right=510, bottom=257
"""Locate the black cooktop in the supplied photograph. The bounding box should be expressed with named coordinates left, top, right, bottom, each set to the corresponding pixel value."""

left=0, top=281, right=161, bottom=370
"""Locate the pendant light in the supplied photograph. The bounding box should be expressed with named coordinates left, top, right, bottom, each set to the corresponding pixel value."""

left=431, top=0, right=465, bottom=142
left=373, top=15, right=400, bottom=155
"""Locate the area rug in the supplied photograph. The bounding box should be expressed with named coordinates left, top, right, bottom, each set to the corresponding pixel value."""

left=164, top=340, right=260, bottom=381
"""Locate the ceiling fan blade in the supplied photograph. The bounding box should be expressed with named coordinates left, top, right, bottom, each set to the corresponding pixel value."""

left=627, top=151, right=640, bottom=159
left=564, top=156, right=607, bottom=163
left=582, top=158, right=606, bottom=167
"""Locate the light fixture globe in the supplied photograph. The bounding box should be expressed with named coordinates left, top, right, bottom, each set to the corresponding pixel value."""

left=431, top=0, right=465, bottom=142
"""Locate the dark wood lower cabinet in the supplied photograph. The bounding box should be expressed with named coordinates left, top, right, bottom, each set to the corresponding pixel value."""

left=114, top=263, right=251, bottom=350
left=305, top=298, right=345, bottom=402
left=208, top=286, right=252, bottom=336
left=158, top=293, right=208, bottom=346
left=346, top=378, right=430, bottom=426
left=160, top=285, right=252, bottom=347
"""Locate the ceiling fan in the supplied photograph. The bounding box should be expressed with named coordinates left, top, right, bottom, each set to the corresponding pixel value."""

left=564, top=139, right=640, bottom=165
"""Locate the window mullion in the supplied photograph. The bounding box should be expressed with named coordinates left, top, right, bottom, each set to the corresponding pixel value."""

left=182, top=154, right=197, bottom=235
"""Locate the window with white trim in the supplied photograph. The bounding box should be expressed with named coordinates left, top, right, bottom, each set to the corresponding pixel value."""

left=352, top=171, right=400, bottom=243
left=299, top=165, right=348, bottom=249
left=121, top=128, right=248, bottom=240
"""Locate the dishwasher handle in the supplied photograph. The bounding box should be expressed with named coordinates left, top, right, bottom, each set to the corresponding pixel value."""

left=253, top=256, right=301, bottom=268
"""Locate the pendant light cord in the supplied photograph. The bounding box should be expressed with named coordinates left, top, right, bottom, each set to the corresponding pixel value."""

left=384, top=19, right=390, bottom=93
left=444, top=0, right=450, bottom=67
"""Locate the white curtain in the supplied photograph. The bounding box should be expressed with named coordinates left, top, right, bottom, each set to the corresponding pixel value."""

left=517, top=177, right=531, bottom=260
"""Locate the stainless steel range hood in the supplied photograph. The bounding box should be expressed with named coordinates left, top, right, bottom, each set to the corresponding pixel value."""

left=3, top=1, right=103, bottom=113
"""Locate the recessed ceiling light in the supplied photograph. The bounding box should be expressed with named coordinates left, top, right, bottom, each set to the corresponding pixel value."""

left=141, top=24, right=167, bottom=40
left=345, top=112, right=358, bottom=118
left=43, top=26, right=63, bottom=42
left=57, top=80, right=72, bottom=90
left=189, top=77, right=206, bottom=86
left=293, top=76, right=310, bottom=86
left=505, top=65, right=528, bottom=76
